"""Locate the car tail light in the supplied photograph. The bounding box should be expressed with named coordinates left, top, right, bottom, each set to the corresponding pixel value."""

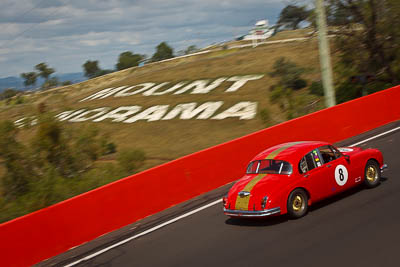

left=222, top=196, right=228, bottom=208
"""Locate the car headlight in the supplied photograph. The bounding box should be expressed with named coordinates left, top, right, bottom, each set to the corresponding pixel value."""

left=261, top=196, right=268, bottom=209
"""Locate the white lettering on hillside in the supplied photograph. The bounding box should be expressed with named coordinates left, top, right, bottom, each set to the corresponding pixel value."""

left=69, top=107, right=110, bottom=122
left=142, top=82, right=187, bottom=96
left=79, top=86, right=127, bottom=102
left=79, top=74, right=265, bottom=102
left=174, top=78, right=227, bottom=94
left=48, top=101, right=257, bottom=125
left=93, top=106, right=142, bottom=122
left=212, top=102, right=257, bottom=120
left=114, top=83, right=155, bottom=97
left=162, top=102, right=224, bottom=120
left=14, top=117, right=37, bottom=128
left=123, top=105, right=169, bottom=123
left=55, top=109, right=86, bottom=121
left=14, top=118, right=25, bottom=128
left=225, top=75, right=265, bottom=92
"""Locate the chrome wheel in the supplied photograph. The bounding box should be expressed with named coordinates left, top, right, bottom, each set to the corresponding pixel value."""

left=366, top=165, right=378, bottom=183
left=364, top=160, right=381, bottom=188
left=292, top=195, right=304, bottom=212
left=287, top=189, right=308, bottom=219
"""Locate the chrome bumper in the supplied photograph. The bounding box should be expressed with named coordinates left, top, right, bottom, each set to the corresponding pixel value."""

left=224, top=207, right=281, bottom=217
left=381, top=164, right=388, bottom=174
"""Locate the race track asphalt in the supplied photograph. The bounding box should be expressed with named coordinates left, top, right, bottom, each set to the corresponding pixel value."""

left=48, top=122, right=400, bottom=267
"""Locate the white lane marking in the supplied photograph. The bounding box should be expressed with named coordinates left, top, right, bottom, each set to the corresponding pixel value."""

left=349, top=126, right=400, bottom=147
left=64, top=199, right=221, bottom=266
left=65, top=124, right=400, bottom=266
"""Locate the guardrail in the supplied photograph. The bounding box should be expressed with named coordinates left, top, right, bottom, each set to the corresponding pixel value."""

left=1, top=85, right=399, bottom=266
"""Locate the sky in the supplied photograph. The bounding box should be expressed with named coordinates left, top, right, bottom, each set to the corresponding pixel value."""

left=0, top=0, right=286, bottom=78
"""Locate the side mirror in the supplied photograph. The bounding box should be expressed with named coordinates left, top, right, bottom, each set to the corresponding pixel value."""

left=344, top=155, right=350, bottom=162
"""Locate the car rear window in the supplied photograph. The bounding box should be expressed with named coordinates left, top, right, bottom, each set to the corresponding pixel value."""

left=246, top=159, right=293, bottom=175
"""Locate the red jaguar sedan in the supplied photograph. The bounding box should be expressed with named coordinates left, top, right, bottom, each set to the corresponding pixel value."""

left=223, top=141, right=387, bottom=219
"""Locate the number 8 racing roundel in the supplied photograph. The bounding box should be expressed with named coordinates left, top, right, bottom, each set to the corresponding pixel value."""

left=335, top=164, right=348, bottom=186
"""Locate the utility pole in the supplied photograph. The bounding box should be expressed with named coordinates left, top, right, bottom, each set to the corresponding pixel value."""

left=315, top=0, right=336, bottom=107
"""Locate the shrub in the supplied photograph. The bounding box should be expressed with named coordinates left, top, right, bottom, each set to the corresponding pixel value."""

left=269, top=57, right=307, bottom=90
left=259, top=108, right=272, bottom=126
left=104, top=142, right=117, bottom=155
left=309, top=81, right=324, bottom=96
left=62, top=81, right=72, bottom=86
left=335, top=82, right=362, bottom=104
left=117, top=149, right=146, bottom=174
left=293, top=78, right=307, bottom=90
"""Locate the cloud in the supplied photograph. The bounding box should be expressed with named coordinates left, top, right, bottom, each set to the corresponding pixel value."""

left=0, top=0, right=285, bottom=77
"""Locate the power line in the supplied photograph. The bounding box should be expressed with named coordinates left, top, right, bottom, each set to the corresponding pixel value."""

left=0, top=0, right=69, bottom=50
left=14, top=0, right=49, bottom=23
left=1, top=0, right=48, bottom=38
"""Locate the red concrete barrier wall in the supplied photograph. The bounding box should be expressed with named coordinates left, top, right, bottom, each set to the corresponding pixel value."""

left=1, top=85, right=399, bottom=266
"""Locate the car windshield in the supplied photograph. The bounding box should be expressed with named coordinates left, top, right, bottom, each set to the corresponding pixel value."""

left=246, top=159, right=293, bottom=175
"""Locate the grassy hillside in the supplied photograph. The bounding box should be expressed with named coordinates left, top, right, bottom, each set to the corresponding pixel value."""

left=0, top=29, right=329, bottom=221
left=1, top=33, right=325, bottom=168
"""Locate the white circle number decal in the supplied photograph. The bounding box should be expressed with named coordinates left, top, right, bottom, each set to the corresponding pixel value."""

left=335, top=165, right=348, bottom=186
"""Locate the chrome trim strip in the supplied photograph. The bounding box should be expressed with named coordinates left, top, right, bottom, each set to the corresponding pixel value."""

left=224, top=207, right=281, bottom=217
left=381, top=164, right=388, bottom=173
left=238, top=191, right=251, bottom=197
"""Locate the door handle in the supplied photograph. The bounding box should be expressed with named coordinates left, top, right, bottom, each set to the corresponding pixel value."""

left=326, top=164, right=332, bottom=168
left=304, top=174, right=309, bottom=178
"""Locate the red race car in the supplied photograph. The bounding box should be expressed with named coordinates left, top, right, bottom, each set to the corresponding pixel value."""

left=223, top=141, right=387, bottom=219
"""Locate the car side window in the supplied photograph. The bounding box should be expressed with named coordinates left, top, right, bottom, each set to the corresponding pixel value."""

left=318, top=146, right=337, bottom=164
left=299, top=150, right=321, bottom=174
left=299, top=157, right=308, bottom=173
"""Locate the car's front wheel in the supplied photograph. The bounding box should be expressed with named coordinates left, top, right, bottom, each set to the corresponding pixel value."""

left=287, top=188, right=308, bottom=219
left=364, top=160, right=381, bottom=188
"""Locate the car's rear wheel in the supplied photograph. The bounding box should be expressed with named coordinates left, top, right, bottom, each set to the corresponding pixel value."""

left=287, top=189, right=308, bottom=219
left=364, top=160, right=381, bottom=188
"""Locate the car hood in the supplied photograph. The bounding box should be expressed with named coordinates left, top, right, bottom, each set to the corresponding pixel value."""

left=226, top=173, right=288, bottom=211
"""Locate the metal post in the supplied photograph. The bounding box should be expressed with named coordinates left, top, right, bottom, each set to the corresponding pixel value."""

left=315, top=0, right=336, bottom=107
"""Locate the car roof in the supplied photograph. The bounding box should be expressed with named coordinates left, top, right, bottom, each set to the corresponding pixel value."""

left=252, top=141, right=330, bottom=162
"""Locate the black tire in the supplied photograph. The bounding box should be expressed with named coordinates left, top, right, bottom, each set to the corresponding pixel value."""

left=287, top=188, right=308, bottom=219
left=364, top=160, right=381, bottom=188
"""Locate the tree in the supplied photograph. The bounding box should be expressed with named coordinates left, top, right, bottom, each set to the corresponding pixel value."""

left=151, top=42, right=174, bottom=62
left=95, top=69, right=114, bottom=77
left=20, top=72, right=37, bottom=88
left=276, top=4, right=311, bottom=30
left=116, top=51, right=145, bottom=70
left=269, top=57, right=307, bottom=90
left=268, top=57, right=310, bottom=119
left=0, top=116, right=125, bottom=222
left=35, top=63, right=55, bottom=81
left=309, top=81, right=324, bottom=96
left=326, top=2, right=353, bottom=26
left=42, top=77, right=59, bottom=90
left=0, top=89, right=20, bottom=100
left=308, top=2, right=352, bottom=27
left=0, top=121, right=33, bottom=197
left=83, top=60, right=101, bottom=78
left=329, top=0, right=400, bottom=102
left=31, top=115, right=80, bottom=177
left=62, top=80, right=72, bottom=86
left=184, top=45, right=198, bottom=55
left=75, top=126, right=102, bottom=161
